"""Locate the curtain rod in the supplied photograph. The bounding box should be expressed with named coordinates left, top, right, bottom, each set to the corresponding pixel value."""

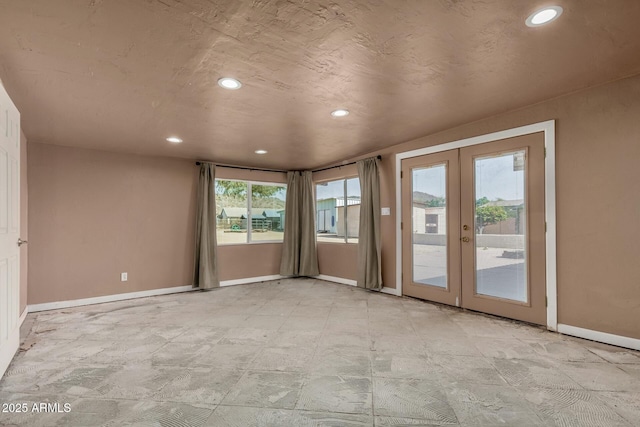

left=311, top=155, right=382, bottom=173
left=195, top=161, right=287, bottom=173
left=196, top=154, right=382, bottom=174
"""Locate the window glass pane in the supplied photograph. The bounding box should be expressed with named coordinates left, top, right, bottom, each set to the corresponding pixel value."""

left=215, top=180, right=248, bottom=244
left=346, top=177, right=361, bottom=243
left=250, top=184, right=286, bottom=242
left=316, top=180, right=345, bottom=243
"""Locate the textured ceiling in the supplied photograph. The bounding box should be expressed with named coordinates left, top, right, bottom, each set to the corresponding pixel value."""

left=2, top=0, right=640, bottom=170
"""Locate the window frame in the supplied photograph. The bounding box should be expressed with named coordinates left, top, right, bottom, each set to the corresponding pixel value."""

left=215, top=178, right=287, bottom=245
left=315, top=176, right=360, bottom=244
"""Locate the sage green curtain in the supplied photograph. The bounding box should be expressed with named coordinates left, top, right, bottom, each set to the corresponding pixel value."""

left=357, top=157, right=382, bottom=290
left=193, top=163, right=220, bottom=290
left=280, top=171, right=320, bottom=277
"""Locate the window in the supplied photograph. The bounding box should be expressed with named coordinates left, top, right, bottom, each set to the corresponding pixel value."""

left=215, top=179, right=287, bottom=244
left=315, top=177, right=360, bottom=243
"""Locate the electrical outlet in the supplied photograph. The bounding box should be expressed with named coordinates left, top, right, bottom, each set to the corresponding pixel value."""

left=121, top=272, right=128, bottom=282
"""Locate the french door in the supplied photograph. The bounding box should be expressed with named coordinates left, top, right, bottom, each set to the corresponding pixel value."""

left=401, top=133, right=546, bottom=325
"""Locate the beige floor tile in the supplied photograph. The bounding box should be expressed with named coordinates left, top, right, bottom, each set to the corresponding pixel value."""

left=371, top=352, right=438, bottom=379
left=171, top=327, right=227, bottom=344
left=586, top=345, right=640, bottom=364
left=151, top=342, right=211, bottom=366
left=558, top=362, right=640, bottom=392
left=290, top=305, right=332, bottom=317
left=599, top=391, right=640, bottom=425
left=250, top=346, right=316, bottom=372
left=205, top=406, right=373, bottom=427
left=443, top=382, right=545, bottom=426
left=280, top=315, right=327, bottom=331
left=525, top=339, right=607, bottom=363
left=310, top=348, right=372, bottom=377
left=491, top=358, right=582, bottom=389
left=240, top=315, right=289, bottom=330
left=221, top=370, right=304, bottom=409
left=218, top=327, right=277, bottom=345
left=317, top=332, right=372, bottom=350
left=373, top=377, right=458, bottom=423
left=297, top=375, right=372, bottom=414
left=472, top=337, right=546, bottom=360
left=151, top=368, right=244, bottom=405
left=62, top=398, right=213, bottom=426
left=422, top=337, right=482, bottom=357
left=432, top=354, right=508, bottom=386
left=204, top=406, right=300, bottom=427
left=190, top=344, right=262, bottom=369
left=370, top=335, right=427, bottom=354
left=517, top=388, right=633, bottom=427
left=267, top=329, right=322, bottom=348
left=4, top=278, right=639, bottom=426
left=375, top=415, right=459, bottom=426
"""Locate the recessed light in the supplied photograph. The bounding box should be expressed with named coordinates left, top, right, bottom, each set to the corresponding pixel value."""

left=331, top=109, right=349, bottom=117
left=218, top=77, right=242, bottom=90
left=526, top=6, right=563, bottom=27
left=166, top=136, right=183, bottom=143
left=255, top=150, right=267, bottom=154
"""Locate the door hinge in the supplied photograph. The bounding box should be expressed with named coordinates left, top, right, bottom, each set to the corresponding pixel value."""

left=544, top=147, right=547, bottom=158
left=545, top=296, right=548, bottom=307
left=400, top=171, right=403, bottom=179
left=401, top=222, right=403, bottom=230
left=545, top=222, right=547, bottom=232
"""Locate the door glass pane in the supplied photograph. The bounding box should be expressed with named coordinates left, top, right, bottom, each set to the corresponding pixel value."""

left=412, top=164, right=447, bottom=288
left=474, top=151, right=527, bottom=302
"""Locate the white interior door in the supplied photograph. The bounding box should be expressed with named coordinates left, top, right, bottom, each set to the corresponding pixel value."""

left=0, top=82, right=21, bottom=378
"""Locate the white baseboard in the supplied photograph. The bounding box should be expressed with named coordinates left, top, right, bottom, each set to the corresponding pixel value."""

left=28, top=285, right=195, bottom=313
left=27, top=275, right=291, bottom=313
left=19, top=307, right=28, bottom=326
left=25, top=274, right=402, bottom=314
left=558, top=323, right=640, bottom=351
left=381, top=286, right=401, bottom=296
left=317, top=275, right=357, bottom=286
left=317, top=275, right=402, bottom=297
left=220, top=275, right=285, bottom=287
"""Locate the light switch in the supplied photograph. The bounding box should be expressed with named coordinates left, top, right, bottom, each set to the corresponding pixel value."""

left=381, top=207, right=391, bottom=216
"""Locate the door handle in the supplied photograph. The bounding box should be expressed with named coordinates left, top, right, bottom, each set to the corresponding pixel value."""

left=461, top=237, right=470, bottom=243
left=17, top=238, right=28, bottom=247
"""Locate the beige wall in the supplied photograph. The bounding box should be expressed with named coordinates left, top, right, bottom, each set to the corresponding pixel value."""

left=314, top=74, right=640, bottom=339
left=19, top=130, right=28, bottom=313
left=28, top=143, right=198, bottom=304
left=27, top=145, right=287, bottom=305
left=218, top=244, right=283, bottom=280
left=317, top=243, right=357, bottom=281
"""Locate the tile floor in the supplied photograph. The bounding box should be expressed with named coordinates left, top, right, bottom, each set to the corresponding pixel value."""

left=0, top=278, right=639, bottom=426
